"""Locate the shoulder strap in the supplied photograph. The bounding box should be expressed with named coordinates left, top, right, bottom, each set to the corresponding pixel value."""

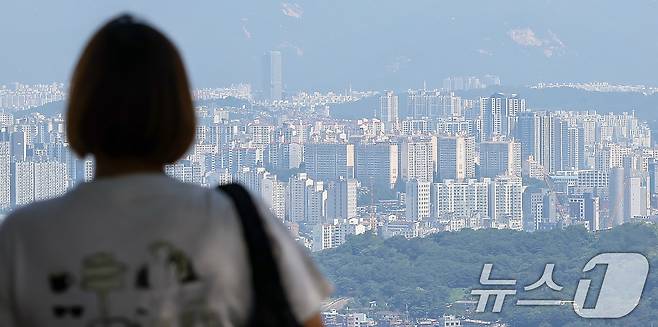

left=217, top=183, right=300, bottom=327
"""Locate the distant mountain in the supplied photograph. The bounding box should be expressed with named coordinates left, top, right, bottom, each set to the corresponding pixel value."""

left=11, top=97, right=250, bottom=119
left=456, top=87, right=658, bottom=118
left=18, top=87, right=658, bottom=136
left=13, top=101, right=66, bottom=119
left=330, top=87, right=658, bottom=131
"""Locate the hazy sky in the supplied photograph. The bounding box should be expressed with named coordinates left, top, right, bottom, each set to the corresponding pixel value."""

left=2, top=0, right=658, bottom=91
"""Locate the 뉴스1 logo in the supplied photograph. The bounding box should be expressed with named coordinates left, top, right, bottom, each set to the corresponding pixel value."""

left=470, top=252, right=649, bottom=319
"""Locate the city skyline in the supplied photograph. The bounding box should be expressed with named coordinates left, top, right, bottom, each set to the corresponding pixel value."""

left=5, top=2, right=658, bottom=326
left=3, top=64, right=658, bottom=327
left=1, top=82, right=654, bottom=236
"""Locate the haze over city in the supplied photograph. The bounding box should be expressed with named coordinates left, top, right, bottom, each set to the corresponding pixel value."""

left=3, top=0, right=658, bottom=89
left=3, top=1, right=658, bottom=326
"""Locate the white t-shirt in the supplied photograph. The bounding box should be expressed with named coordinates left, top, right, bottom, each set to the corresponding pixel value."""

left=0, top=173, right=331, bottom=327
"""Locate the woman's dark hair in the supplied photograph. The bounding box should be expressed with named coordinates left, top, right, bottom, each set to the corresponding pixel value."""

left=67, top=14, right=195, bottom=164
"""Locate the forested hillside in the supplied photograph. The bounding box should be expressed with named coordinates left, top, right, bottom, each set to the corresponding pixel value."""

left=315, top=224, right=658, bottom=326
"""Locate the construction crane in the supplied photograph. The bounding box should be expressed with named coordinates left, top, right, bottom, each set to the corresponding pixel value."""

left=543, top=172, right=570, bottom=223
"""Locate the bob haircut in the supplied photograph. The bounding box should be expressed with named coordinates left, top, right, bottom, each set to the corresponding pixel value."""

left=67, top=14, right=195, bottom=164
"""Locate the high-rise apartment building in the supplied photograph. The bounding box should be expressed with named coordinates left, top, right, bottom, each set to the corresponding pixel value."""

left=379, top=91, right=399, bottom=125
left=564, top=126, right=585, bottom=170
left=354, top=142, right=398, bottom=190
left=523, top=188, right=553, bottom=231
left=306, top=180, right=327, bottom=225
left=649, top=159, right=658, bottom=200
left=165, top=160, right=203, bottom=184
left=536, top=112, right=556, bottom=173
left=480, top=93, right=526, bottom=141
left=489, top=175, right=523, bottom=230
left=405, top=179, right=431, bottom=221
left=233, top=166, right=267, bottom=195
left=248, top=124, right=274, bottom=145
left=436, top=117, right=474, bottom=135
left=261, top=173, right=286, bottom=221
left=313, top=222, right=348, bottom=252
left=400, top=139, right=434, bottom=183
left=83, top=158, right=94, bottom=182
left=516, top=111, right=537, bottom=161
left=326, top=178, right=358, bottom=221
left=624, top=175, right=647, bottom=222
left=11, top=130, right=26, bottom=162
left=407, top=89, right=441, bottom=118
left=0, top=132, right=10, bottom=210
left=13, top=160, right=67, bottom=207
left=437, top=135, right=475, bottom=181
left=312, top=220, right=367, bottom=252
left=568, top=193, right=601, bottom=231
left=304, top=143, right=355, bottom=181
left=287, top=173, right=313, bottom=223
left=263, top=50, right=283, bottom=101
left=13, top=161, right=34, bottom=207
left=401, top=120, right=430, bottom=135
left=480, top=140, right=522, bottom=178
left=432, top=179, right=488, bottom=222
left=608, top=167, right=625, bottom=226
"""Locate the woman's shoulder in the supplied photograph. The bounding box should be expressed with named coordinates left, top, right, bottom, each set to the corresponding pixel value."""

left=0, top=176, right=239, bottom=235
left=0, top=195, right=68, bottom=237
left=165, top=179, right=236, bottom=209
left=154, top=178, right=241, bottom=224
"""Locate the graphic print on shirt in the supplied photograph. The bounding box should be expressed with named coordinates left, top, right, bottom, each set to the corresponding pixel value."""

left=49, top=272, right=85, bottom=320
left=48, top=241, right=221, bottom=327
left=81, top=252, right=134, bottom=327
left=135, top=241, right=199, bottom=289
left=133, top=241, right=220, bottom=327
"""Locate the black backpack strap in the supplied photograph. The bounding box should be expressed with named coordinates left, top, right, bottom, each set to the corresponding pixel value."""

left=217, top=183, right=300, bottom=327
